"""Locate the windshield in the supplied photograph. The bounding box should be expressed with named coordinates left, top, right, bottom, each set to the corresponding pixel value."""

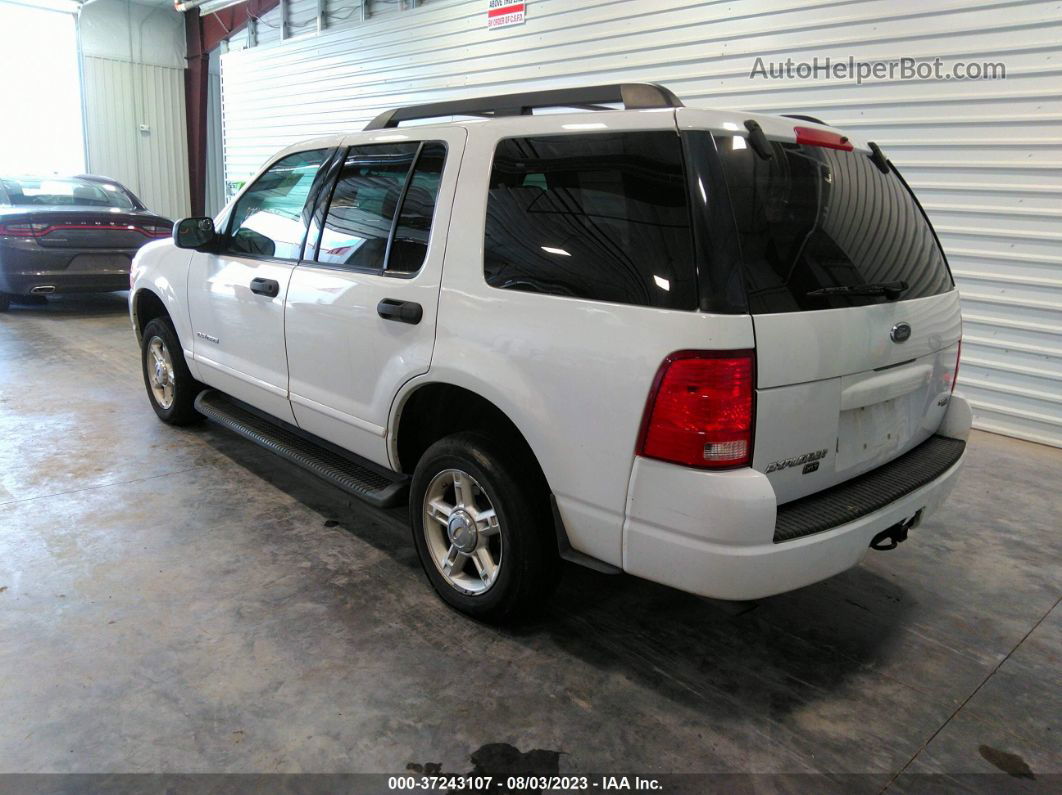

left=716, top=136, right=953, bottom=313
left=0, top=177, right=136, bottom=209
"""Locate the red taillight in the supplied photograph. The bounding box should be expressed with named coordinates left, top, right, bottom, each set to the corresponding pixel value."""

left=636, top=351, right=755, bottom=469
left=0, top=222, right=169, bottom=238
left=794, top=126, right=853, bottom=151
left=947, top=340, right=962, bottom=393
left=0, top=222, right=47, bottom=237
left=141, top=223, right=173, bottom=238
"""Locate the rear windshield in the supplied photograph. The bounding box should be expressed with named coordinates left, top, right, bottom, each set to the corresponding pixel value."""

left=0, top=177, right=136, bottom=209
left=716, top=136, right=953, bottom=313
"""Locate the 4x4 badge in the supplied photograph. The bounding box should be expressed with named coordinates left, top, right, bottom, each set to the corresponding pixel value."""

left=891, top=322, right=912, bottom=343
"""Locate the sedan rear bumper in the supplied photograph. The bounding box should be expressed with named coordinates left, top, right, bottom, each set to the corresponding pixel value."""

left=0, top=240, right=133, bottom=295
left=0, top=269, right=131, bottom=295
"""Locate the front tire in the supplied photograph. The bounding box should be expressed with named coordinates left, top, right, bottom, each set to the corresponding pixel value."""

left=410, top=432, right=559, bottom=623
left=0, top=293, right=10, bottom=312
left=141, top=316, right=202, bottom=425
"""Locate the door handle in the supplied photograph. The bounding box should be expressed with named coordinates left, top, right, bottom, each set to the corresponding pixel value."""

left=377, top=298, right=423, bottom=325
left=250, top=277, right=280, bottom=298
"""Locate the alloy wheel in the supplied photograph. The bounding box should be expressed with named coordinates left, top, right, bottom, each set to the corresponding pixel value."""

left=422, top=468, right=503, bottom=595
left=147, top=336, right=176, bottom=410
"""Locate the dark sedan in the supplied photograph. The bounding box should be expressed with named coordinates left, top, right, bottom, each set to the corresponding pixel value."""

left=0, top=175, right=172, bottom=311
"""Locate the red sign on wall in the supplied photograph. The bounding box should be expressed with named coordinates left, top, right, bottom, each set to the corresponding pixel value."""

left=488, top=0, right=526, bottom=29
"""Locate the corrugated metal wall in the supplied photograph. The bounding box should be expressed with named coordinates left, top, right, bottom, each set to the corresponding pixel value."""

left=82, top=56, right=191, bottom=220
left=219, top=0, right=1062, bottom=447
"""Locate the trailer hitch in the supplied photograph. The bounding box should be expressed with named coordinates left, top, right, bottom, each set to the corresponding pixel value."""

left=870, top=510, right=923, bottom=551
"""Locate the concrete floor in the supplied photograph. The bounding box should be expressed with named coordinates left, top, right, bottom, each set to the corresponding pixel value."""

left=0, top=293, right=1059, bottom=789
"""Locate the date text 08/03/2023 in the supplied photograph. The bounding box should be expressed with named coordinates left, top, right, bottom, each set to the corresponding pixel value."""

left=387, top=774, right=663, bottom=791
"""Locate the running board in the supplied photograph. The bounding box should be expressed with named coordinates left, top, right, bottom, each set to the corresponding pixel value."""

left=195, top=390, right=409, bottom=508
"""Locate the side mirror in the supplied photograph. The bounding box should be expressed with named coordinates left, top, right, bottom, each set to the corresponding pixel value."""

left=173, top=217, right=216, bottom=250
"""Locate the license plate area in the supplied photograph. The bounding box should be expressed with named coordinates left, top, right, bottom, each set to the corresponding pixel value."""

left=65, top=254, right=132, bottom=272
left=836, top=398, right=910, bottom=472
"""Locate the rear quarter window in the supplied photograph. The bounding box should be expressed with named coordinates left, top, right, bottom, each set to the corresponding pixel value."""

left=483, top=131, right=696, bottom=310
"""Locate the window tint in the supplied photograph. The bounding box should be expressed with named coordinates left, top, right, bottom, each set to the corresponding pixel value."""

left=484, top=132, right=695, bottom=309
left=716, top=136, right=953, bottom=313
left=387, top=143, right=446, bottom=273
left=315, top=144, right=418, bottom=270
left=227, top=149, right=328, bottom=259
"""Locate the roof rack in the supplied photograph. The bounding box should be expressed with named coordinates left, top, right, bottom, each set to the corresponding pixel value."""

left=364, top=83, right=683, bottom=131
left=782, top=113, right=828, bottom=125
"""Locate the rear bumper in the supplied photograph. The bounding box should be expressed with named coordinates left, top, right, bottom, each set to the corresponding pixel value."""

left=622, top=394, right=972, bottom=601
left=0, top=241, right=133, bottom=295
left=0, top=272, right=130, bottom=295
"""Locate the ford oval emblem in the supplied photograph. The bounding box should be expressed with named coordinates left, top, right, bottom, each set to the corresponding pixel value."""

left=891, top=322, right=912, bottom=343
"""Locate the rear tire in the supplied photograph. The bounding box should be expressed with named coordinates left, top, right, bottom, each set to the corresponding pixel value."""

left=410, top=431, right=559, bottom=623
left=0, top=294, right=9, bottom=312
left=141, top=316, right=202, bottom=425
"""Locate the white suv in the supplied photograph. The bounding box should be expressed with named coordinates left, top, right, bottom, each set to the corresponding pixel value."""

left=130, top=83, right=971, bottom=622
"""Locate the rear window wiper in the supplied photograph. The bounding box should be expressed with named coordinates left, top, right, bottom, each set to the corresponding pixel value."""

left=807, top=280, right=908, bottom=300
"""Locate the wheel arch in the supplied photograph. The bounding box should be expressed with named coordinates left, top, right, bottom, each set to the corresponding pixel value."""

left=131, top=287, right=169, bottom=343
left=130, top=277, right=201, bottom=381
left=390, top=380, right=551, bottom=492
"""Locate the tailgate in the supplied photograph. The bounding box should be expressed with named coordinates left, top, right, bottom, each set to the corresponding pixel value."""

left=704, top=116, right=963, bottom=503
left=754, top=291, right=961, bottom=503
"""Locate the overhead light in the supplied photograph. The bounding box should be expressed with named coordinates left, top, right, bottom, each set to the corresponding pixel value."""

left=653, top=275, right=670, bottom=291
left=732, top=136, right=747, bottom=150
left=541, top=246, right=570, bottom=256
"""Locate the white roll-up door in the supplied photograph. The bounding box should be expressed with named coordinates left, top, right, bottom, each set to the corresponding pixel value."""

left=0, top=0, right=84, bottom=174
left=219, top=0, right=1062, bottom=447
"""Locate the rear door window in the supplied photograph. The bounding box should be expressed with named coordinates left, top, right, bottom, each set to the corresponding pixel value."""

left=311, top=141, right=446, bottom=273
left=483, top=132, right=696, bottom=310
left=715, top=136, right=953, bottom=313
left=388, top=143, right=446, bottom=273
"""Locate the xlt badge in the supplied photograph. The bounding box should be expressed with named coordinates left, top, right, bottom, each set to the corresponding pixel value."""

left=765, top=449, right=827, bottom=474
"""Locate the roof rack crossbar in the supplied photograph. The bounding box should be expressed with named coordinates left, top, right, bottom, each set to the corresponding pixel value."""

left=364, top=83, right=683, bottom=131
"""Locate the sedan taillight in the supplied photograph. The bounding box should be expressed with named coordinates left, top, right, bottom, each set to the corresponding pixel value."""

left=0, top=222, right=48, bottom=237
left=0, top=222, right=172, bottom=238
left=140, top=223, right=173, bottom=238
